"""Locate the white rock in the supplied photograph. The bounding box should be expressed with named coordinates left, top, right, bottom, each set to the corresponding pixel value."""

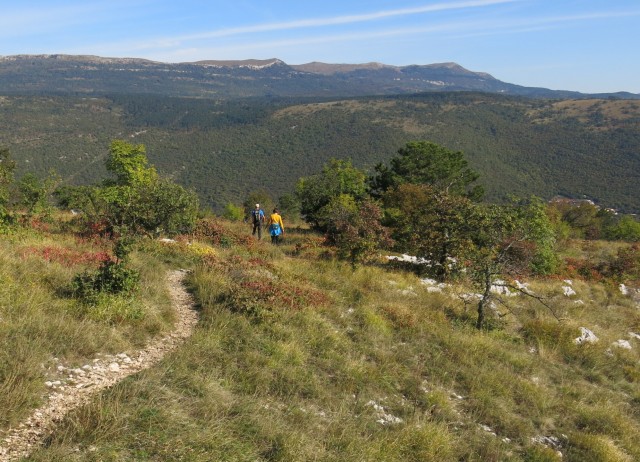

left=629, top=332, right=640, bottom=340
left=108, top=362, right=120, bottom=372
left=612, top=339, right=632, bottom=350
left=574, top=327, right=598, bottom=344
left=563, top=286, right=576, bottom=297
left=480, top=424, right=496, bottom=435
left=421, top=278, right=439, bottom=286
left=619, top=283, right=629, bottom=295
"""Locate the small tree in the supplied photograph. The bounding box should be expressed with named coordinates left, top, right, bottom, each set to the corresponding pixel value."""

left=604, top=215, right=640, bottom=242
left=67, top=140, right=199, bottom=236
left=278, top=193, right=301, bottom=224
left=243, top=190, right=274, bottom=219
left=467, top=198, right=557, bottom=329
left=222, top=202, right=245, bottom=221
left=319, top=195, right=392, bottom=266
left=0, top=147, right=16, bottom=226
left=296, top=158, right=367, bottom=230
left=17, top=171, right=58, bottom=218
left=384, top=183, right=475, bottom=279
left=369, top=141, right=484, bottom=200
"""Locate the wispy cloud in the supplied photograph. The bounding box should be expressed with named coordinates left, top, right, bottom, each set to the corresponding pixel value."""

left=122, top=0, right=517, bottom=51
left=107, top=5, right=640, bottom=62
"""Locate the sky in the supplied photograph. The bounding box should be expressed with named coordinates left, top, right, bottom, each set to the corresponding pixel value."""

left=1, top=0, right=638, bottom=94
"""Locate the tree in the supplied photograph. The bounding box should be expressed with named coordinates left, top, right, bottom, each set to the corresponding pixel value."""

left=222, top=203, right=245, bottom=221
left=369, top=141, right=483, bottom=200
left=105, top=140, right=157, bottom=187
left=0, top=147, right=16, bottom=225
left=318, top=195, right=392, bottom=266
left=466, top=198, right=557, bottom=329
left=277, top=193, right=301, bottom=224
left=384, top=183, right=475, bottom=279
left=604, top=215, right=640, bottom=242
left=17, top=171, right=58, bottom=218
left=63, top=140, right=199, bottom=236
left=132, top=177, right=199, bottom=235
left=243, top=190, right=274, bottom=220
left=295, top=158, right=367, bottom=230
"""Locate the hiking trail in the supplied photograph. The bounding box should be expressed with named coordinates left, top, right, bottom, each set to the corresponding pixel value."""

left=0, top=269, right=198, bottom=461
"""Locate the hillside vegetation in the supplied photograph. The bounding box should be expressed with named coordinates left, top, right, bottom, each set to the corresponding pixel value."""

left=1, top=215, right=639, bottom=461
left=0, top=137, right=639, bottom=460
left=1, top=93, right=639, bottom=212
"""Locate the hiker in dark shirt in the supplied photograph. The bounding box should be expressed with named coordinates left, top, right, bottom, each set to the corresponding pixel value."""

left=250, top=203, right=265, bottom=239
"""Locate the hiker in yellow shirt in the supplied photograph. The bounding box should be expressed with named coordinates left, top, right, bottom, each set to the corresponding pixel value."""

left=268, top=208, right=285, bottom=245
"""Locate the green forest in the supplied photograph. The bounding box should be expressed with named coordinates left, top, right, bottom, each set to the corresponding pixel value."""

left=0, top=92, right=639, bottom=212
left=1, top=135, right=640, bottom=460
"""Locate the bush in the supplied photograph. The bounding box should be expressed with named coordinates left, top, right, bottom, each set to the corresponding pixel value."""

left=71, top=260, right=140, bottom=303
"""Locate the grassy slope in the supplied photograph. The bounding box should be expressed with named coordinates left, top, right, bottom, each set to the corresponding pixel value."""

left=2, top=220, right=638, bottom=461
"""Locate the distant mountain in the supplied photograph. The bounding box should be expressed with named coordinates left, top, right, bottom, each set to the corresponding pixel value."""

left=0, top=54, right=637, bottom=99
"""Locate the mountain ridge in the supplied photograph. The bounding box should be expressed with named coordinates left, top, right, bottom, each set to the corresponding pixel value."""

left=0, top=54, right=637, bottom=99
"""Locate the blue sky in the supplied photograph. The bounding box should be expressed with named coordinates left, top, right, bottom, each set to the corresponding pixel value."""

left=1, top=0, right=638, bottom=93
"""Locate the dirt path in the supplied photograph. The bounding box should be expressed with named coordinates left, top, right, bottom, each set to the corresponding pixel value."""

left=0, top=269, right=198, bottom=461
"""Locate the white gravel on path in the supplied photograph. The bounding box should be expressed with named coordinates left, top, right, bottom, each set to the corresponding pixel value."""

left=0, top=269, right=198, bottom=461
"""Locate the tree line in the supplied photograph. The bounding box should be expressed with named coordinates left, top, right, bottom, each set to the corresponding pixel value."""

left=1, top=139, right=639, bottom=328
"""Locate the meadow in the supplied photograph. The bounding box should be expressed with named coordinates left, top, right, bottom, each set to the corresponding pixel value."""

left=1, top=216, right=638, bottom=461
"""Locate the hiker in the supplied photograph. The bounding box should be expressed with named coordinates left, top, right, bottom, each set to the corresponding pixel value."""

left=268, top=208, right=285, bottom=245
left=250, top=203, right=265, bottom=239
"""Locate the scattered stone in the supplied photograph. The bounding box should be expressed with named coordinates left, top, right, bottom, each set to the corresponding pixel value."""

left=490, top=280, right=515, bottom=297
left=108, top=363, right=120, bottom=373
left=420, top=278, right=449, bottom=293
left=562, top=286, right=576, bottom=297
left=0, top=270, right=198, bottom=461
left=612, top=339, right=632, bottom=350
left=531, top=435, right=564, bottom=450
left=366, top=400, right=403, bottom=426
left=574, top=327, right=598, bottom=345
left=480, top=424, right=496, bottom=436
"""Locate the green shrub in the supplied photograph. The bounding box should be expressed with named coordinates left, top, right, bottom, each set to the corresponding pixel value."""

left=71, top=260, right=140, bottom=303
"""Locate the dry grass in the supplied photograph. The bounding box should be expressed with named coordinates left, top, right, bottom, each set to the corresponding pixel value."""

left=3, top=221, right=640, bottom=461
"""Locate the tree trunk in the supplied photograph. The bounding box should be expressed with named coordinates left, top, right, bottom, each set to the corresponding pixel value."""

left=476, top=270, right=492, bottom=329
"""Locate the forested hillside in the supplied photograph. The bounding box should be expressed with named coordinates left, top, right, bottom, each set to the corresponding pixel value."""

left=1, top=92, right=639, bottom=212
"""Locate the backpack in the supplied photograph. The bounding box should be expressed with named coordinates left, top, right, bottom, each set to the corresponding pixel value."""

left=252, top=209, right=262, bottom=224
